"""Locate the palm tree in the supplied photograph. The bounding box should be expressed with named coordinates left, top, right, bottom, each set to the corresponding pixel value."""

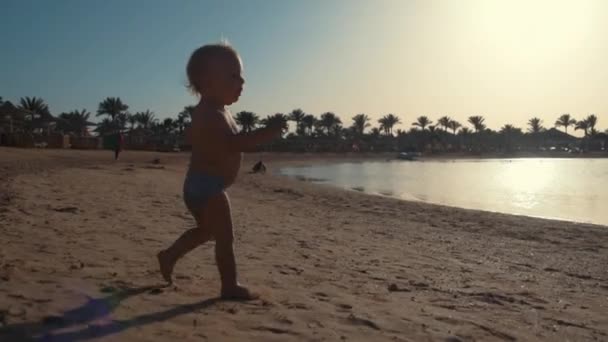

left=135, top=110, right=156, bottom=129
left=319, top=112, right=342, bottom=135
left=57, top=109, right=93, bottom=136
left=555, top=114, right=576, bottom=134
left=584, top=114, right=598, bottom=136
left=301, top=114, right=316, bottom=136
left=19, top=96, right=51, bottom=123
left=19, top=97, right=53, bottom=131
left=438, top=116, right=451, bottom=132
left=574, top=118, right=593, bottom=152
left=448, top=120, right=461, bottom=135
left=97, top=97, right=128, bottom=122
left=127, top=113, right=138, bottom=131
left=458, top=127, right=473, bottom=150
left=19, top=96, right=50, bottom=116
left=261, top=113, right=289, bottom=134
left=468, top=116, right=486, bottom=133
left=176, top=111, right=191, bottom=135
left=526, top=117, right=544, bottom=150
left=412, top=116, right=432, bottom=131
left=500, top=124, right=522, bottom=152
left=500, top=124, right=522, bottom=134
left=459, top=127, right=472, bottom=135
left=369, top=127, right=381, bottom=139
left=161, top=118, right=177, bottom=135
left=378, top=114, right=400, bottom=136
left=179, top=105, right=195, bottom=119
left=115, top=113, right=128, bottom=131
left=288, top=109, right=306, bottom=135
left=235, top=111, right=259, bottom=133
left=575, top=120, right=589, bottom=137
left=527, top=117, right=544, bottom=134
left=149, top=121, right=161, bottom=136
left=71, top=109, right=92, bottom=135
left=378, top=117, right=390, bottom=136
left=313, top=119, right=325, bottom=136
left=94, top=118, right=115, bottom=136
left=351, top=114, right=370, bottom=136
left=331, top=123, right=345, bottom=138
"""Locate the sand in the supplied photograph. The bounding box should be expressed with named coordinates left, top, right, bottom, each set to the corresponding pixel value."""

left=0, top=147, right=607, bottom=341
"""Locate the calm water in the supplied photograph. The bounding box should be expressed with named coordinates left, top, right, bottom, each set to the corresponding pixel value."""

left=279, top=158, right=608, bottom=226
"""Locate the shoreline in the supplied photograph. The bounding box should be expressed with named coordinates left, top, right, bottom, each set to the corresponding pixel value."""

left=419, top=151, right=608, bottom=159
left=269, top=153, right=608, bottom=228
left=274, top=171, right=608, bottom=229
left=1, top=148, right=607, bottom=341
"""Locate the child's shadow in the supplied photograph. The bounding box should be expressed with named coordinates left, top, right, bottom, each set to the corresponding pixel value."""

left=0, top=284, right=220, bottom=341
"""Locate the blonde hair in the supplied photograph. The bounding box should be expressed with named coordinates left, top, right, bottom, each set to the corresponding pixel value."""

left=186, top=42, right=239, bottom=95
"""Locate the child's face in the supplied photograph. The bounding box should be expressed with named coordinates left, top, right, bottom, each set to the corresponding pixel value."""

left=204, top=54, right=244, bottom=105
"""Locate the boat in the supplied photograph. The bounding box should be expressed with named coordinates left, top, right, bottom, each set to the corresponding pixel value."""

left=396, top=152, right=418, bottom=161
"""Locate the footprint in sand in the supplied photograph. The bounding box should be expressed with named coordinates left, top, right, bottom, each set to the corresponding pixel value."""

left=408, top=280, right=430, bottom=289
left=281, top=301, right=311, bottom=310
left=387, top=283, right=411, bottom=292
left=143, top=165, right=165, bottom=170
left=52, top=206, right=79, bottom=214
left=307, top=320, right=325, bottom=329
left=312, top=292, right=331, bottom=302
left=252, top=325, right=299, bottom=336
left=297, top=240, right=312, bottom=249
left=148, top=288, right=163, bottom=295
left=274, top=314, right=294, bottom=325
left=7, top=305, right=26, bottom=318
left=336, top=303, right=353, bottom=311
left=345, top=313, right=381, bottom=331
left=69, top=262, right=85, bottom=270
left=445, top=336, right=464, bottom=342
left=275, top=264, right=303, bottom=276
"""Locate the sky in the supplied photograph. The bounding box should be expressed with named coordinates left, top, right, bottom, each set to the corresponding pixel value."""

left=1, top=0, right=607, bottom=134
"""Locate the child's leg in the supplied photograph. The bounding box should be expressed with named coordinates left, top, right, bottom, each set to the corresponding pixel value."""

left=204, top=191, right=257, bottom=300
left=158, top=212, right=212, bottom=282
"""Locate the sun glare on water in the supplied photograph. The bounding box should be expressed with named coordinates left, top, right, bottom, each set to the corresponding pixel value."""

left=495, top=159, right=556, bottom=210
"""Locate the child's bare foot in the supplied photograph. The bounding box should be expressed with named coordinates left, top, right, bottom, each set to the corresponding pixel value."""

left=157, top=250, right=175, bottom=283
left=221, top=284, right=259, bottom=301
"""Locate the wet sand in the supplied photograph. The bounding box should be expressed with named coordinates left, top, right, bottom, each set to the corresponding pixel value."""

left=1, top=148, right=607, bottom=341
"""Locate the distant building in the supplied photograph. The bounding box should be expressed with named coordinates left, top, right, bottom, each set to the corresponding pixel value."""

left=539, top=128, right=579, bottom=149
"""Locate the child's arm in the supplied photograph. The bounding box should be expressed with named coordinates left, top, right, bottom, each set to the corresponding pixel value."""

left=208, top=114, right=282, bottom=152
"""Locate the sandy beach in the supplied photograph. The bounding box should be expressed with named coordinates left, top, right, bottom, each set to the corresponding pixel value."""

left=1, top=148, right=607, bottom=341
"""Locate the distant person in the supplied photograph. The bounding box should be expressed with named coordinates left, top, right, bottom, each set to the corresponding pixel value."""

left=157, top=42, right=282, bottom=300
left=113, top=131, right=124, bottom=160
left=251, top=160, right=266, bottom=174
